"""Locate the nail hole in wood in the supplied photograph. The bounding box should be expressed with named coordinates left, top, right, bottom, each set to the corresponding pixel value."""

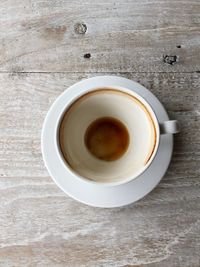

left=84, top=53, right=91, bottom=59
left=176, top=45, right=181, bottom=48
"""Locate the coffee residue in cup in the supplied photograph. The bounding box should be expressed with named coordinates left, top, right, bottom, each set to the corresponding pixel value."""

left=84, top=117, right=129, bottom=161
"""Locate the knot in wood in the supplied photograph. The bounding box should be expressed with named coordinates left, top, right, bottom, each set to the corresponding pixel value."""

left=74, top=23, right=87, bottom=34
left=163, top=55, right=178, bottom=65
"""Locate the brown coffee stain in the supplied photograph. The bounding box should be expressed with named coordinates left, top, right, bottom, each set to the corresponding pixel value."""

left=85, top=117, right=129, bottom=161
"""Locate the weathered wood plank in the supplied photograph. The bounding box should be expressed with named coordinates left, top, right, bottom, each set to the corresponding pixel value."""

left=0, top=0, right=200, bottom=72
left=0, top=72, right=200, bottom=266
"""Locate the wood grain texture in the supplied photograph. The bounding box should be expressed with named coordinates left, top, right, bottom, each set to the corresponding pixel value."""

left=0, top=72, right=200, bottom=266
left=0, top=0, right=200, bottom=72
left=1, top=0, right=200, bottom=265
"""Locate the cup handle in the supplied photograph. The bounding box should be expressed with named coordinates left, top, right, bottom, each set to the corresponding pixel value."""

left=159, top=120, right=180, bottom=134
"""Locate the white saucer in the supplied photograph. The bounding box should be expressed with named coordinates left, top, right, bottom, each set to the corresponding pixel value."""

left=41, top=76, right=173, bottom=208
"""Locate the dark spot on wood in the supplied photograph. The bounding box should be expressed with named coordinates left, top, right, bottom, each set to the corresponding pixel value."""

left=84, top=53, right=91, bottom=59
left=74, top=23, right=87, bottom=34
left=196, top=70, right=200, bottom=73
left=176, top=45, right=181, bottom=48
left=163, top=55, right=178, bottom=65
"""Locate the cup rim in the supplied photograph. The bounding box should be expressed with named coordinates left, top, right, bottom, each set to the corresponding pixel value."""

left=55, top=86, right=160, bottom=187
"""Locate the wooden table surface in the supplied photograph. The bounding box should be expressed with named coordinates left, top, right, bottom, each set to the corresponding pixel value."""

left=0, top=1, right=200, bottom=266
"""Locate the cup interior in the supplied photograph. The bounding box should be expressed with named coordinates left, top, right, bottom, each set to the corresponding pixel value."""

left=57, top=88, right=159, bottom=185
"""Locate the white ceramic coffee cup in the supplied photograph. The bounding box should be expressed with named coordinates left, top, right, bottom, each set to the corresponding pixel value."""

left=54, top=79, right=179, bottom=186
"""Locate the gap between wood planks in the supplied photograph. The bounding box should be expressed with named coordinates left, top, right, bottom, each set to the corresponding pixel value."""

left=0, top=71, right=199, bottom=74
